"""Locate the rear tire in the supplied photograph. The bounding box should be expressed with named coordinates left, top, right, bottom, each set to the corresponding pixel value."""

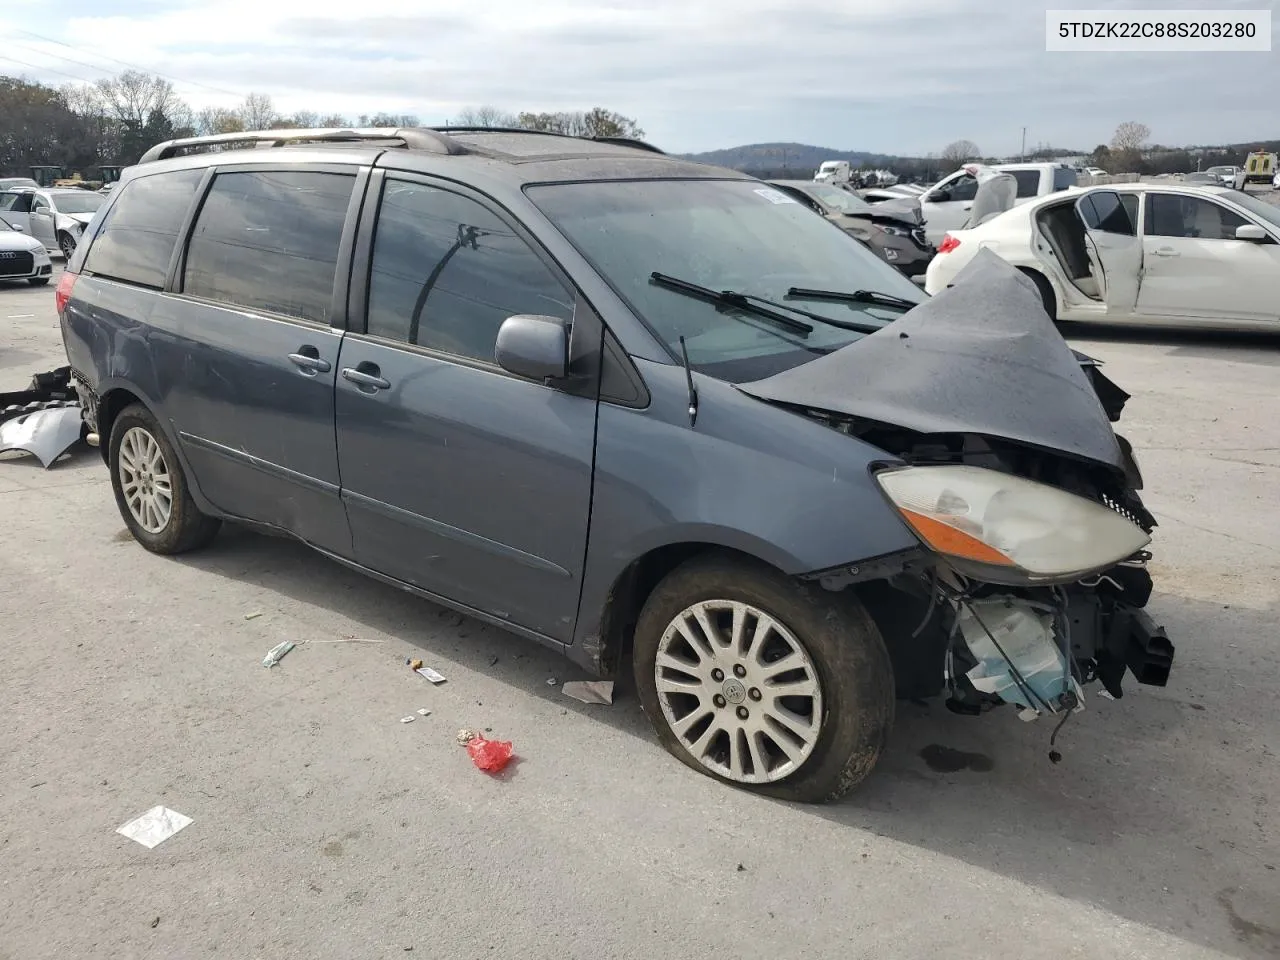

left=109, top=403, right=220, bottom=555
left=632, top=555, right=894, bottom=804
left=1021, top=269, right=1058, bottom=321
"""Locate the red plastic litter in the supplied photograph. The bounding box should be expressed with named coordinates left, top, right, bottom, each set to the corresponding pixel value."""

left=466, top=735, right=514, bottom=773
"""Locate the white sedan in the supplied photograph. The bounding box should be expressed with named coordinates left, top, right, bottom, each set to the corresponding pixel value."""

left=0, top=213, right=53, bottom=286
left=925, top=183, right=1280, bottom=330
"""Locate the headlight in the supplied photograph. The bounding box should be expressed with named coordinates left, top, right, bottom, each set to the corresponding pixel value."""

left=876, top=224, right=910, bottom=237
left=875, top=464, right=1150, bottom=584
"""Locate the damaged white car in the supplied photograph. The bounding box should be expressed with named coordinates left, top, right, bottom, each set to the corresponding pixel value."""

left=925, top=182, right=1280, bottom=330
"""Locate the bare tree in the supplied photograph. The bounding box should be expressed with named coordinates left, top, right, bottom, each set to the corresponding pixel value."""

left=451, top=105, right=517, bottom=128
left=318, top=112, right=348, bottom=127
left=94, top=70, right=179, bottom=128
left=514, top=108, right=643, bottom=139
left=358, top=112, right=420, bottom=128
left=238, top=92, right=278, bottom=131
left=197, top=106, right=244, bottom=135
left=281, top=109, right=319, bottom=129
left=1110, top=121, right=1150, bottom=172
left=940, top=139, right=981, bottom=170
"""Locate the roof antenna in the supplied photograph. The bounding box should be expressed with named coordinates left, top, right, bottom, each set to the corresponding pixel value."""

left=678, top=335, right=698, bottom=427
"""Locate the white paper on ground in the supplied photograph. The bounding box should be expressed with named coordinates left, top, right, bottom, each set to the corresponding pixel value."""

left=116, top=806, right=193, bottom=849
left=562, top=680, right=615, bottom=705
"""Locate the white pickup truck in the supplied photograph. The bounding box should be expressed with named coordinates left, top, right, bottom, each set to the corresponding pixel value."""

left=919, top=162, right=1079, bottom=245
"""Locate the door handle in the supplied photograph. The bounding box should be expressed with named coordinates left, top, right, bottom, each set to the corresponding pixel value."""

left=341, top=364, right=391, bottom=391
left=288, top=351, right=332, bottom=374
left=1151, top=247, right=1180, bottom=257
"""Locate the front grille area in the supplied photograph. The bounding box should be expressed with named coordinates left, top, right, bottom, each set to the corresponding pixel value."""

left=910, top=227, right=930, bottom=250
left=0, top=251, right=34, bottom=277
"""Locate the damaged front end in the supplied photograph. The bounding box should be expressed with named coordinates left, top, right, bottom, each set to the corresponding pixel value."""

left=740, top=251, right=1173, bottom=735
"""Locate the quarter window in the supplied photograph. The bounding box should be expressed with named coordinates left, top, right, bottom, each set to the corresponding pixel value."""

left=1010, top=170, right=1041, bottom=198
left=1145, top=194, right=1249, bottom=241
left=366, top=179, right=574, bottom=363
left=183, top=170, right=355, bottom=323
left=84, top=170, right=203, bottom=288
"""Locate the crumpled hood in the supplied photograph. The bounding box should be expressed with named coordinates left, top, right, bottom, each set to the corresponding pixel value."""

left=63, top=212, right=96, bottom=227
left=736, top=249, right=1124, bottom=469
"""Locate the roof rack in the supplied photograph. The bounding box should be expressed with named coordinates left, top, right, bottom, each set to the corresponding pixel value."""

left=137, top=127, right=468, bottom=164
left=137, top=125, right=665, bottom=166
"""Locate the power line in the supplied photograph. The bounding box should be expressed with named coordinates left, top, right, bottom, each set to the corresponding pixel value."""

left=0, top=54, right=101, bottom=85
left=13, top=28, right=244, bottom=97
left=13, top=41, right=123, bottom=81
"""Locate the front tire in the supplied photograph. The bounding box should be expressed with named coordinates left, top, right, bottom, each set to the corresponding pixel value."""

left=633, top=555, right=894, bottom=803
left=58, top=232, right=76, bottom=260
left=109, top=403, right=220, bottom=554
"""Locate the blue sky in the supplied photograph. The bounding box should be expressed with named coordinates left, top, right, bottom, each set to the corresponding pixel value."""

left=2, top=0, right=1276, bottom=155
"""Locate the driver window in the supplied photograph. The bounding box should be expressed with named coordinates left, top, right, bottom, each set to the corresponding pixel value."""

left=946, top=174, right=979, bottom=202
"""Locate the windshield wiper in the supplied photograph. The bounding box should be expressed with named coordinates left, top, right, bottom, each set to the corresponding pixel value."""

left=786, top=287, right=920, bottom=311
left=650, top=273, right=812, bottom=335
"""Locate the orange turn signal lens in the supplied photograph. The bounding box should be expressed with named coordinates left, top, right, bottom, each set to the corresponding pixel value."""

left=898, top=508, right=1015, bottom=567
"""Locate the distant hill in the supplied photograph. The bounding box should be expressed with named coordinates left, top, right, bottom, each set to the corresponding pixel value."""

left=677, top=142, right=902, bottom=176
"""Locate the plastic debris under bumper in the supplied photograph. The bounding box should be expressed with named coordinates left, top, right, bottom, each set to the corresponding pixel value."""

left=0, top=405, right=86, bottom=468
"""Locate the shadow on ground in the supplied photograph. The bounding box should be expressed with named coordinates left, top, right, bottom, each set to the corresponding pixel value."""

left=1061, top=322, right=1280, bottom=366
left=173, top=524, right=1280, bottom=959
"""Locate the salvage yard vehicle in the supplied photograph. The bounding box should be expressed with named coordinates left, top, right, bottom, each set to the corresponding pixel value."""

left=920, top=162, right=1079, bottom=245
left=766, top=179, right=935, bottom=276
left=0, top=187, right=106, bottom=259
left=926, top=182, right=1280, bottom=330
left=0, top=214, right=54, bottom=285
left=58, top=127, right=1170, bottom=802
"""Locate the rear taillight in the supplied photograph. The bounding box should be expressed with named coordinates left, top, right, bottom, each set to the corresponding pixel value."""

left=938, top=235, right=961, bottom=254
left=55, top=271, right=77, bottom=314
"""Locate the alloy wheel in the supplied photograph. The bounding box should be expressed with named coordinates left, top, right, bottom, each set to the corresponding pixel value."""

left=118, top=426, right=173, bottom=534
left=655, top=599, right=825, bottom=783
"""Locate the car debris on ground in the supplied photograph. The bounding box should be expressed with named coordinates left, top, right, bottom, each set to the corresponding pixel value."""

left=0, top=365, right=85, bottom=469
left=262, top=641, right=296, bottom=667
left=561, top=680, right=615, bottom=705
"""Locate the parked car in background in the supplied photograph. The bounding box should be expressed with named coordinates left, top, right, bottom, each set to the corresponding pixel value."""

left=926, top=182, right=1280, bottom=330
left=58, top=126, right=1169, bottom=803
left=0, top=187, right=106, bottom=258
left=919, top=162, right=1079, bottom=245
left=1083, top=166, right=1108, bottom=177
left=0, top=213, right=54, bottom=285
left=0, top=177, right=40, bottom=191
left=1181, top=173, right=1220, bottom=187
left=767, top=179, right=935, bottom=276
left=1204, top=165, right=1241, bottom=187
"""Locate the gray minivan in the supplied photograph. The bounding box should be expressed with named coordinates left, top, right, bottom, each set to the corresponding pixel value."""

left=58, top=128, right=1172, bottom=802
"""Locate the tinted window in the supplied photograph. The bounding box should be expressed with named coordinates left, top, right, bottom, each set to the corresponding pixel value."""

left=2, top=192, right=34, bottom=214
left=0, top=193, right=19, bottom=212
left=50, top=191, right=104, bottom=215
left=84, top=170, right=203, bottom=288
left=1145, top=194, right=1249, bottom=240
left=366, top=179, right=573, bottom=363
left=184, top=170, right=354, bottom=323
left=1077, top=191, right=1136, bottom=235
left=1010, top=170, right=1041, bottom=198
left=1053, top=167, right=1079, bottom=190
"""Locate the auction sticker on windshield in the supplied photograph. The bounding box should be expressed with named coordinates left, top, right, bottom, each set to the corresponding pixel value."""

left=754, top=187, right=796, bottom=204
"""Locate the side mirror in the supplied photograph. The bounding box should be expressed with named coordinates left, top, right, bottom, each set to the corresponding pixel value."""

left=1235, top=224, right=1268, bottom=242
left=924, top=190, right=944, bottom=203
left=495, top=314, right=570, bottom=381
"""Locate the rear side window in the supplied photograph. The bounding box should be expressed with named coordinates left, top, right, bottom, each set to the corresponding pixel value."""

left=1010, top=170, right=1041, bottom=198
left=1053, top=167, right=1079, bottom=190
left=365, top=179, right=574, bottom=363
left=1077, top=191, right=1137, bottom=235
left=183, top=170, right=355, bottom=324
left=83, top=170, right=203, bottom=288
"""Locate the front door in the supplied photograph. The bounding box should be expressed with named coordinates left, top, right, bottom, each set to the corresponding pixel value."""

left=0, top=191, right=33, bottom=238
left=1137, top=192, right=1280, bottom=322
left=335, top=174, right=599, bottom=641
left=921, top=169, right=978, bottom=245
left=1075, top=190, right=1142, bottom=315
left=29, top=195, right=57, bottom=250
left=150, top=165, right=361, bottom=554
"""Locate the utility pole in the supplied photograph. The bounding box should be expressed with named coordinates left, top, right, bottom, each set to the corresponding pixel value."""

left=1021, top=127, right=1027, bottom=161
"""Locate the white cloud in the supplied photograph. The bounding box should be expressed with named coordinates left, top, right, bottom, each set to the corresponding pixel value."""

left=4, top=0, right=1276, bottom=154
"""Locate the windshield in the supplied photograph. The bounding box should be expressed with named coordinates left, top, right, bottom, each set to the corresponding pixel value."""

left=51, top=192, right=104, bottom=215
left=804, top=183, right=875, bottom=215
left=527, top=178, right=925, bottom=382
left=1225, top=191, right=1280, bottom=231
